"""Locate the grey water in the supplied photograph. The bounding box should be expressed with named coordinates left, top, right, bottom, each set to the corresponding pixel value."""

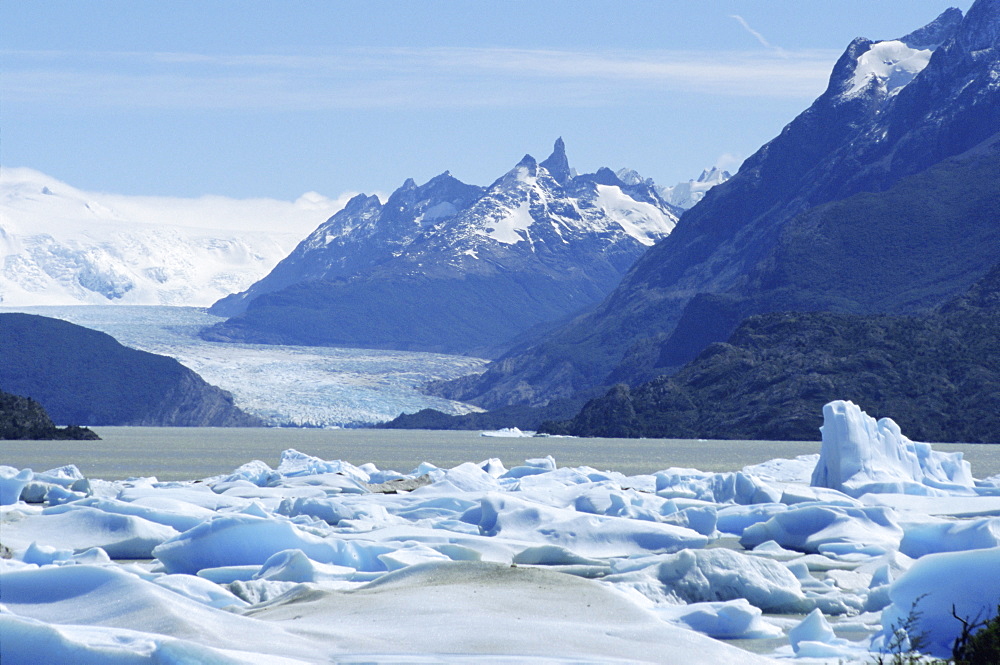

left=3, top=427, right=999, bottom=481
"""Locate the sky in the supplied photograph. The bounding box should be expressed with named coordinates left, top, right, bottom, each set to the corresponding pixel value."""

left=1, top=1, right=975, bottom=204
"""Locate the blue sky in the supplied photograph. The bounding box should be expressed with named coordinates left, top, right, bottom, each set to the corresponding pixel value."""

left=2, top=1, right=974, bottom=202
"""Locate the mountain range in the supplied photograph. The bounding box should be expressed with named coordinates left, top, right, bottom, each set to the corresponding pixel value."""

left=428, top=2, right=1000, bottom=422
left=202, top=139, right=681, bottom=357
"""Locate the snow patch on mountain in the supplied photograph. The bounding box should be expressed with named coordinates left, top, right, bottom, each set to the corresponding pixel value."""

left=482, top=200, right=535, bottom=245
left=0, top=168, right=353, bottom=307
left=595, top=184, right=676, bottom=245
left=845, top=41, right=933, bottom=97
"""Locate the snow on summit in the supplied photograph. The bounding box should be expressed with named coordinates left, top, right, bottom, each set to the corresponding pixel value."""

left=0, top=167, right=350, bottom=307
left=845, top=40, right=934, bottom=97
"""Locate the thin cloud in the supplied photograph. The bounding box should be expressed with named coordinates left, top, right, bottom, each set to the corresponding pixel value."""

left=729, top=15, right=789, bottom=58
left=2, top=46, right=835, bottom=111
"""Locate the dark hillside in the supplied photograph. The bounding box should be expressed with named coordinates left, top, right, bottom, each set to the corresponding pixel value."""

left=0, top=313, right=262, bottom=427
left=541, top=263, right=1000, bottom=443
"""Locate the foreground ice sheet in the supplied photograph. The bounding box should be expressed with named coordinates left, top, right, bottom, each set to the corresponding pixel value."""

left=3, top=402, right=1000, bottom=664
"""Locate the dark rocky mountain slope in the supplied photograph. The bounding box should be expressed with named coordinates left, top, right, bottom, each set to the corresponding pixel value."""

left=541, top=262, right=1000, bottom=443
left=435, top=3, right=1000, bottom=408
left=0, top=313, right=262, bottom=427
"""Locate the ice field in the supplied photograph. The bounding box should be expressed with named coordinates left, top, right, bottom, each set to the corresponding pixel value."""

left=0, top=305, right=488, bottom=426
left=3, top=401, right=1000, bottom=664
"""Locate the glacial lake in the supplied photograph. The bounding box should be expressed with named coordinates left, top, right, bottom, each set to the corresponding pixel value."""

left=3, top=427, right=999, bottom=481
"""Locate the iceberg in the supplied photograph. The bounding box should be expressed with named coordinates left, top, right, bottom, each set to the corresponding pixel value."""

left=811, top=400, right=975, bottom=497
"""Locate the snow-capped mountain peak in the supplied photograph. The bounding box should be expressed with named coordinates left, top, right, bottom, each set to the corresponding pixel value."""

left=836, top=8, right=962, bottom=101
left=656, top=166, right=732, bottom=210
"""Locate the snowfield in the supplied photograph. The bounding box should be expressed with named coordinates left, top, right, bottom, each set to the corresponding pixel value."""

left=3, top=401, right=1000, bottom=664
left=0, top=167, right=354, bottom=307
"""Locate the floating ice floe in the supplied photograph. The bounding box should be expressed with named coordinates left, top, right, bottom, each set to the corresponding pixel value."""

left=479, top=426, right=536, bottom=437
left=2, top=400, right=999, bottom=664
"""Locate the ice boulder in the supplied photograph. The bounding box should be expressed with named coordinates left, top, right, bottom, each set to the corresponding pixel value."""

left=656, top=599, right=783, bottom=639
left=811, top=401, right=974, bottom=497
left=788, top=608, right=855, bottom=658
left=899, top=517, right=1000, bottom=558
left=474, top=494, right=708, bottom=558
left=0, top=466, right=33, bottom=505
left=740, top=503, right=903, bottom=556
left=607, top=547, right=811, bottom=613
left=879, top=547, right=1000, bottom=658
left=255, top=548, right=356, bottom=582
left=152, top=513, right=340, bottom=574
left=276, top=448, right=370, bottom=483
left=1, top=506, right=179, bottom=558
left=655, top=468, right=780, bottom=504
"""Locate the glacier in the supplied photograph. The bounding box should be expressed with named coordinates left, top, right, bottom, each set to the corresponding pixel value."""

left=0, top=305, right=487, bottom=427
left=3, top=401, right=1000, bottom=663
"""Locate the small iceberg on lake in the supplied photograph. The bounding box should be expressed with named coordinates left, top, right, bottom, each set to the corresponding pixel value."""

left=480, top=427, right=536, bottom=438
left=811, top=400, right=974, bottom=497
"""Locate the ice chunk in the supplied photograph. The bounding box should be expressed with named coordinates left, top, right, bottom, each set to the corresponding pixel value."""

left=608, top=547, right=810, bottom=613
left=44, top=495, right=213, bottom=532
left=716, top=503, right=788, bottom=535
left=479, top=427, right=535, bottom=437
left=0, top=466, right=33, bottom=505
left=153, top=573, right=250, bottom=609
left=33, top=465, right=86, bottom=487
left=789, top=608, right=837, bottom=651
left=500, top=455, right=557, bottom=479
left=152, top=513, right=340, bottom=574
left=879, top=547, right=1000, bottom=658
left=656, top=468, right=780, bottom=504
left=276, top=495, right=393, bottom=526
left=899, top=517, right=1000, bottom=558
left=740, top=503, right=903, bottom=556
left=214, top=459, right=280, bottom=487
left=0, top=563, right=318, bottom=662
left=2, top=506, right=179, bottom=558
left=811, top=401, right=974, bottom=497
left=475, top=494, right=708, bottom=558
left=656, top=599, right=784, bottom=639
left=255, top=548, right=356, bottom=582
left=275, top=448, right=370, bottom=483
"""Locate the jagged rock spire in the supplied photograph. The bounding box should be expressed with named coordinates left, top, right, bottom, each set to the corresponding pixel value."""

left=540, top=137, right=572, bottom=185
